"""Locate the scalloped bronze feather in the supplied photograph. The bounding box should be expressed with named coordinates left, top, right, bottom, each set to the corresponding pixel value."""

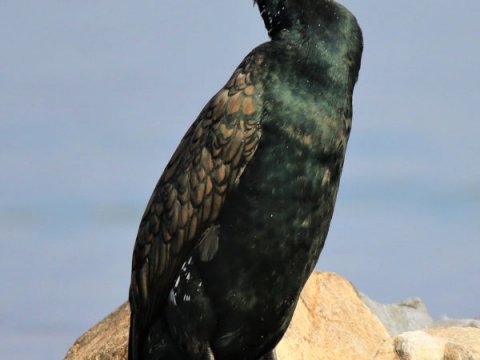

left=129, top=56, right=264, bottom=356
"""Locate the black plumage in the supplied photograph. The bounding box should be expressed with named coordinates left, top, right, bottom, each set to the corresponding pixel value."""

left=128, top=1, right=363, bottom=359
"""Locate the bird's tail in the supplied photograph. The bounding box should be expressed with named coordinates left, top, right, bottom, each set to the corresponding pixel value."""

left=128, top=307, right=142, bottom=360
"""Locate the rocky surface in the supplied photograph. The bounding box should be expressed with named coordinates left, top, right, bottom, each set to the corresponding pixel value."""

left=65, top=302, right=129, bottom=360
left=361, top=292, right=480, bottom=337
left=360, top=293, right=433, bottom=336
left=374, top=327, right=480, bottom=360
left=65, top=272, right=480, bottom=360
left=276, top=272, right=389, bottom=360
left=432, top=316, right=480, bottom=329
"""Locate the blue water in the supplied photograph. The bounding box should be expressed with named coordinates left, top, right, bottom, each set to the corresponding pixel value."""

left=1, top=1, right=479, bottom=359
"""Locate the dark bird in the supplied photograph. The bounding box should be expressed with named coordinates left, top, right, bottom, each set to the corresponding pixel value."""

left=128, top=0, right=363, bottom=359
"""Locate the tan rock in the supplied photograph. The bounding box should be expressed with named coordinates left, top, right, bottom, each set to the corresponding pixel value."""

left=65, top=272, right=390, bottom=360
left=427, top=327, right=480, bottom=359
left=374, top=327, right=480, bottom=360
left=276, top=272, right=390, bottom=360
left=65, top=302, right=130, bottom=360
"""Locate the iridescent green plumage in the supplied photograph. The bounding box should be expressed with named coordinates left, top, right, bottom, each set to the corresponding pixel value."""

left=129, top=1, right=362, bottom=359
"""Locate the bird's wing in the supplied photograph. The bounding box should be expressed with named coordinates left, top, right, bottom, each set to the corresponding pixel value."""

left=128, top=55, right=264, bottom=359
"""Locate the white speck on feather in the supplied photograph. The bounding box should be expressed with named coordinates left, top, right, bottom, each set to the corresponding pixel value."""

left=169, top=289, right=177, bottom=306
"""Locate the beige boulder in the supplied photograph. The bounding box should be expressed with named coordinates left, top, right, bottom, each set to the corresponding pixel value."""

left=374, top=327, right=480, bottom=360
left=65, top=271, right=389, bottom=360
left=276, top=272, right=389, bottom=360
left=65, top=302, right=130, bottom=360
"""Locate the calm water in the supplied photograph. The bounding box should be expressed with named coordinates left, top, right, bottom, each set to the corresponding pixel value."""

left=1, top=1, right=479, bottom=359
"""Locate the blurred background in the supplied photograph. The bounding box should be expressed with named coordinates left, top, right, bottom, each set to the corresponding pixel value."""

left=1, top=0, right=479, bottom=358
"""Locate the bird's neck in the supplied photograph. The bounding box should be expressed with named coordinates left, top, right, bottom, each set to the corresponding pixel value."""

left=256, top=0, right=363, bottom=89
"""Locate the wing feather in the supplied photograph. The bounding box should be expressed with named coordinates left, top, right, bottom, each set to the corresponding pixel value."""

left=128, top=55, right=264, bottom=360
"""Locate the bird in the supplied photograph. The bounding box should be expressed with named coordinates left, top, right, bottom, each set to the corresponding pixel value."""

left=128, top=1, right=363, bottom=359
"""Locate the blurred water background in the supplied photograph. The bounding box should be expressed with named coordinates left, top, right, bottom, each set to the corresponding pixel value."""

left=1, top=1, right=479, bottom=359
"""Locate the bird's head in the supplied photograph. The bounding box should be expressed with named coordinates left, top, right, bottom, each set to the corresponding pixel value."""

left=254, top=0, right=352, bottom=39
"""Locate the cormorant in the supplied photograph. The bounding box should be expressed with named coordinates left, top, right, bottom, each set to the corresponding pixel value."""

left=129, top=1, right=363, bottom=359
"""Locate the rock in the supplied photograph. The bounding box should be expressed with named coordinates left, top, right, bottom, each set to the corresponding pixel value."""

left=428, top=327, right=480, bottom=359
left=276, top=272, right=390, bottom=360
left=433, top=316, right=480, bottom=329
left=373, top=327, right=480, bottom=360
left=276, top=272, right=391, bottom=359
left=65, top=302, right=129, bottom=360
left=374, top=330, right=446, bottom=360
left=360, top=293, right=433, bottom=336
left=360, top=292, right=480, bottom=336
left=65, top=272, right=390, bottom=360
